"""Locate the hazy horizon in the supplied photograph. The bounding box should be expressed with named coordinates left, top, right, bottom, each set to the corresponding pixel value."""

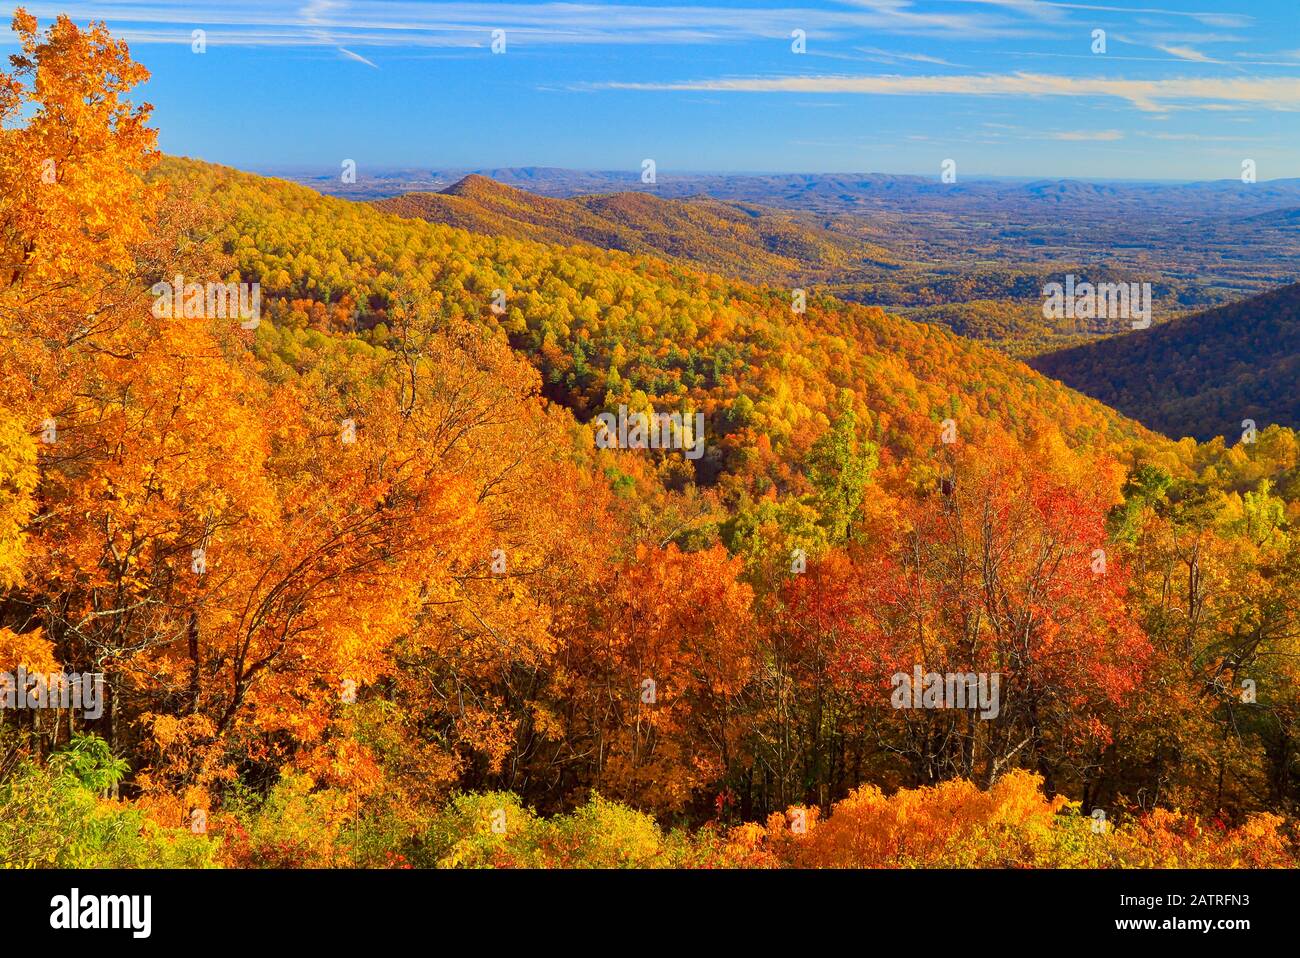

left=247, top=161, right=1300, bottom=186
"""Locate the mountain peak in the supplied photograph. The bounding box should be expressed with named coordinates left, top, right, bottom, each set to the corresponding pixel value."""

left=442, top=173, right=514, bottom=199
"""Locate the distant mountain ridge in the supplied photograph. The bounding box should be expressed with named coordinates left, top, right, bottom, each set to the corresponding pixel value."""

left=280, top=164, right=1300, bottom=217
left=372, top=174, right=900, bottom=284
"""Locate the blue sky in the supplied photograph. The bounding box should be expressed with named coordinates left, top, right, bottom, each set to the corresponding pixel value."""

left=7, top=1, right=1300, bottom=179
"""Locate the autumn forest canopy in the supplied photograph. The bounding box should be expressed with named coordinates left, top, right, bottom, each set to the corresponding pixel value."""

left=2, top=10, right=1300, bottom=872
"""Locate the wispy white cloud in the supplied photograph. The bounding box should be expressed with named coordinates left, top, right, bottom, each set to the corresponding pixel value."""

left=936, top=0, right=1069, bottom=22
left=301, top=0, right=380, bottom=66
left=596, top=71, right=1300, bottom=112
left=1012, top=46, right=1300, bottom=68
left=1048, top=129, right=1124, bottom=139
left=1142, top=32, right=1245, bottom=44
left=940, top=0, right=1253, bottom=28
left=11, top=1, right=1030, bottom=47
left=855, top=44, right=957, bottom=66
left=1155, top=44, right=1217, bottom=63
left=1142, top=131, right=1261, bottom=141
left=1234, top=49, right=1300, bottom=61
left=338, top=46, right=379, bottom=67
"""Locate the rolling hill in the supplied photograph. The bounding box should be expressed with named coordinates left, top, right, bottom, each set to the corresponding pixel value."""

left=372, top=174, right=899, bottom=283
left=1032, top=283, right=1300, bottom=441
left=367, top=173, right=1300, bottom=359
left=157, top=157, right=1176, bottom=492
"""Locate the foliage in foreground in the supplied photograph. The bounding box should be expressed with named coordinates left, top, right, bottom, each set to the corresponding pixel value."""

left=2, top=740, right=1290, bottom=869
left=0, top=735, right=217, bottom=868
left=412, top=772, right=1295, bottom=869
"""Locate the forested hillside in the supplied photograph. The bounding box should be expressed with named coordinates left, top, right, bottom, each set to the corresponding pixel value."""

left=1034, top=284, right=1300, bottom=441
left=373, top=174, right=898, bottom=283
left=162, top=155, right=1173, bottom=502
left=3, top=11, right=1300, bottom=870
left=369, top=172, right=1300, bottom=359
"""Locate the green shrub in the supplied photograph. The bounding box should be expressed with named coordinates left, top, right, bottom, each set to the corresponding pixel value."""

left=0, top=734, right=219, bottom=868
